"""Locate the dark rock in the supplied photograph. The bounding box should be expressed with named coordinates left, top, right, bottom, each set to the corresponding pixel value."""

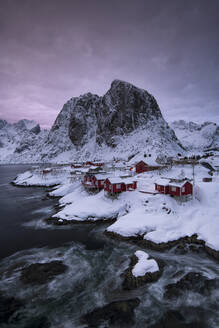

left=0, top=293, right=24, bottom=324
left=164, top=272, right=218, bottom=299
left=30, top=124, right=41, bottom=134
left=174, top=243, right=188, bottom=255
left=149, top=310, right=205, bottom=328
left=0, top=119, right=7, bottom=129
left=188, top=244, right=204, bottom=253
left=20, top=261, right=68, bottom=285
left=122, top=254, right=161, bottom=290
left=45, top=217, right=116, bottom=226
left=80, top=298, right=140, bottom=327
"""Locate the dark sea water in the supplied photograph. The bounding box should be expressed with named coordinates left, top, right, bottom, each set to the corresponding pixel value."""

left=0, top=165, right=105, bottom=259
left=0, top=165, right=218, bottom=328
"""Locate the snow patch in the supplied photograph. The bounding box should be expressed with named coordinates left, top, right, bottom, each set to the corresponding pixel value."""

left=132, top=251, right=159, bottom=277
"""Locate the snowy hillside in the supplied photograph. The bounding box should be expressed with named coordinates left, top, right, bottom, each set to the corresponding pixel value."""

left=171, top=120, right=219, bottom=152
left=0, top=80, right=185, bottom=164
left=0, top=119, right=48, bottom=163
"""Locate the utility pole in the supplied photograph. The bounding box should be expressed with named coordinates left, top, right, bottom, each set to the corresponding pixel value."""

left=192, top=156, right=195, bottom=200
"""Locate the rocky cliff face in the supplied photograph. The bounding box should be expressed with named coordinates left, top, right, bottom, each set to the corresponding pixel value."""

left=171, top=120, right=219, bottom=151
left=66, top=80, right=183, bottom=160
left=0, top=80, right=185, bottom=163
left=68, top=80, right=164, bottom=148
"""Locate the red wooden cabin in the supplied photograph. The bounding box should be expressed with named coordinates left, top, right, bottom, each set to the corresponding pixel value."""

left=93, top=174, right=108, bottom=189
left=82, top=173, right=107, bottom=190
left=154, top=179, right=169, bottom=194
left=135, top=161, right=149, bottom=173
left=135, top=160, right=160, bottom=174
left=155, top=179, right=193, bottom=196
left=82, top=173, right=96, bottom=189
left=104, top=178, right=137, bottom=194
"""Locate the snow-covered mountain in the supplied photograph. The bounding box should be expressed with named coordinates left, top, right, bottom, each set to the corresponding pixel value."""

left=45, top=80, right=184, bottom=162
left=0, top=119, right=48, bottom=163
left=0, top=80, right=185, bottom=164
left=171, top=120, right=219, bottom=152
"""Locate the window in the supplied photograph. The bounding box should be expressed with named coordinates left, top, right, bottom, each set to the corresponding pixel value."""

left=182, top=187, right=185, bottom=192
left=171, top=186, right=176, bottom=192
left=117, top=184, right=121, bottom=188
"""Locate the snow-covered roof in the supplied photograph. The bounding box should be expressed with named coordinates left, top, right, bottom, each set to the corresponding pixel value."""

left=107, top=177, right=136, bottom=184
left=94, top=174, right=109, bottom=180
left=155, top=178, right=191, bottom=188
left=107, top=177, right=125, bottom=184
left=154, top=178, right=169, bottom=186
left=168, top=181, right=188, bottom=187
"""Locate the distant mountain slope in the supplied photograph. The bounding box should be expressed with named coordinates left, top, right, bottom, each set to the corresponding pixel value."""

left=0, top=80, right=185, bottom=164
left=171, top=120, right=219, bottom=151
left=0, top=119, right=48, bottom=163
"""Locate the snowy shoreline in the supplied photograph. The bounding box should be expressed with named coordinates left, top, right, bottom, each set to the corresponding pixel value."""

left=12, top=163, right=219, bottom=260
left=105, top=230, right=219, bottom=260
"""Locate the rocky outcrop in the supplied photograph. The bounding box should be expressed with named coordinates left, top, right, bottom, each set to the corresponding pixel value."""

left=164, top=272, right=218, bottom=299
left=80, top=298, right=140, bottom=327
left=45, top=217, right=117, bottom=226
left=122, top=254, right=162, bottom=290
left=105, top=231, right=219, bottom=260
left=19, top=261, right=68, bottom=285
left=30, top=123, right=41, bottom=134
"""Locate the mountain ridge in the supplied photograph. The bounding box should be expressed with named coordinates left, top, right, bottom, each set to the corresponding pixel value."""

left=1, top=80, right=211, bottom=164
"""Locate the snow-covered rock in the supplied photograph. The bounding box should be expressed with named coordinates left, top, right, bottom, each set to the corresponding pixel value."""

left=132, top=251, right=159, bottom=277
left=122, top=250, right=161, bottom=290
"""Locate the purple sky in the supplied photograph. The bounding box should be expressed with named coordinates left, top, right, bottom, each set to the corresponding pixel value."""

left=0, top=0, right=219, bottom=128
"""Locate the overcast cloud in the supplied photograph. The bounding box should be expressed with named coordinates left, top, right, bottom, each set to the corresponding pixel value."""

left=0, top=0, right=219, bottom=128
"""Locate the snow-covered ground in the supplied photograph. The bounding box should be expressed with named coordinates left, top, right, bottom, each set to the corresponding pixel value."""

left=13, top=166, right=76, bottom=187
left=13, top=163, right=219, bottom=253
left=107, top=165, right=219, bottom=251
